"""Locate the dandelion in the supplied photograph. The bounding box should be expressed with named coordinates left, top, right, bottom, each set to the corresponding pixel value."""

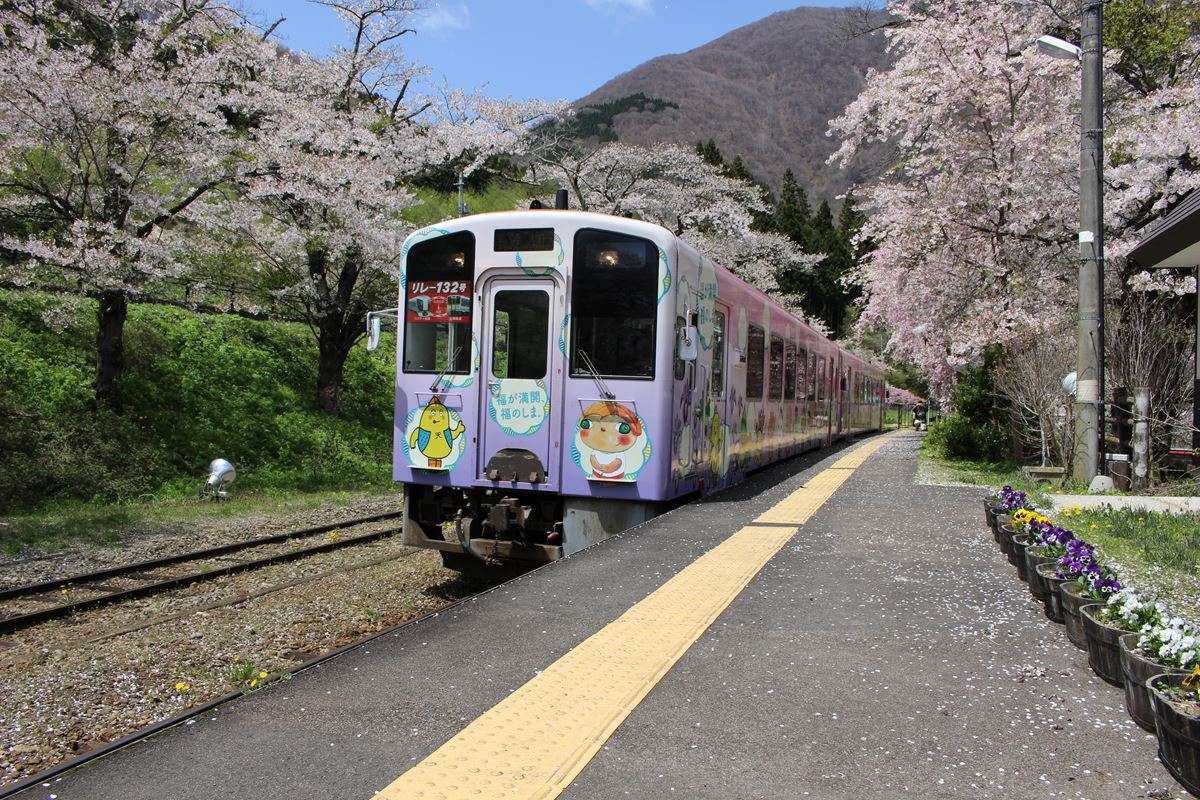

left=175, top=681, right=190, bottom=692
left=258, top=671, right=269, bottom=679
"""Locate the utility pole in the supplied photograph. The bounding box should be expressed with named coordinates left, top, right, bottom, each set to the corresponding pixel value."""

left=1194, top=265, right=1199, bottom=484
left=1074, top=0, right=1105, bottom=484
left=456, top=172, right=469, bottom=217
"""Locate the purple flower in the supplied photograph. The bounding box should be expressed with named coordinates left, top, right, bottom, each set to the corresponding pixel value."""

left=991, top=485, right=1030, bottom=511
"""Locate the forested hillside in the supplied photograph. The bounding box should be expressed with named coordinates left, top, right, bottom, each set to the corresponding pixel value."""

left=576, top=6, right=890, bottom=198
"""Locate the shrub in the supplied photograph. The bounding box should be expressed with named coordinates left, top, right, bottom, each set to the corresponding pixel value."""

left=926, top=413, right=1007, bottom=461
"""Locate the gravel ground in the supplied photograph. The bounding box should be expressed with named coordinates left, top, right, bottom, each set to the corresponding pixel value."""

left=0, top=494, right=405, bottom=589
left=0, top=497, right=494, bottom=790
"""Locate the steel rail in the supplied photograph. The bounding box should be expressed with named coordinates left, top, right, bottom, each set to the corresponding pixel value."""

left=0, top=526, right=402, bottom=635
left=0, top=509, right=406, bottom=602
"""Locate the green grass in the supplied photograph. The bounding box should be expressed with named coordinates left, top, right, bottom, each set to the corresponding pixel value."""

left=0, top=290, right=399, bottom=519
left=1057, top=506, right=1200, bottom=617
left=402, top=184, right=538, bottom=229
left=0, top=485, right=400, bottom=555
left=1062, top=507, right=1200, bottom=578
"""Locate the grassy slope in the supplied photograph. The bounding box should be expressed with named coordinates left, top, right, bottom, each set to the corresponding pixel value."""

left=0, top=290, right=399, bottom=550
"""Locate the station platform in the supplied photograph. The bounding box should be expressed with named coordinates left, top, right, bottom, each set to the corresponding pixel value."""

left=11, top=433, right=1178, bottom=800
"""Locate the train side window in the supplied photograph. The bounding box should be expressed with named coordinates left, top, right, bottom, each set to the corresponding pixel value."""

left=817, top=356, right=827, bottom=402
left=403, top=231, right=474, bottom=375
left=768, top=335, right=784, bottom=400
left=711, top=309, right=726, bottom=396
left=797, top=347, right=808, bottom=400
left=784, top=340, right=796, bottom=400
left=570, top=228, right=658, bottom=379
left=808, top=353, right=818, bottom=400
left=491, top=290, right=549, bottom=379
left=746, top=324, right=765, bottom=400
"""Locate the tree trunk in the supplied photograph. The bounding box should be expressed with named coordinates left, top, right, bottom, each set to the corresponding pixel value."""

left=94, top=289, right=128, bottom=411
left=316, top=318, right=353, bottom=415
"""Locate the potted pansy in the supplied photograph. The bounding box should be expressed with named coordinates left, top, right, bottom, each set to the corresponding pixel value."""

left=986, top=486, right=1030, bottom=541
left=1025, top=523, right=1074, bottom=622
left=1149, top=665, right=1200, bottom=797
left=1122, top=616, right=1199, bottom=732
left=1081, top=588, right=1166, bottom=686
left=1057, top=541, right=1120, bottom=650
left=1005, top=508, right=1051, bottom=574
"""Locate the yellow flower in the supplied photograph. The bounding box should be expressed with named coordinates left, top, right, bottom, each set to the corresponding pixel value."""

left=1184, top=665, right=1200, bottom=690
left=249, top=679, right=258, bottom=688
left=258, top=671, right=269, bottom=679
left=174, top=681, right=190, bottom=692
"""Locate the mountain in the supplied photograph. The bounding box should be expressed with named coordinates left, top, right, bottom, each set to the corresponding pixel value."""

left=575, top=6, right=890, bottom=199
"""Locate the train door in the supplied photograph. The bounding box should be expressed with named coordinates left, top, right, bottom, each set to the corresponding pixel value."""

left=673, top=285, right=704, bottom=478
left=478, top=277, right=562, bottom=487
left=708, top=302, right=730, bottom=482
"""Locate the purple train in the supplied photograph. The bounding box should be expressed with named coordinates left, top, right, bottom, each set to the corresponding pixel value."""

left=393, top=209, right=887, bottom=572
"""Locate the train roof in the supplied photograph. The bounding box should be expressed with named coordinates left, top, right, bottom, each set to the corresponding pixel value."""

left=407, top=209, right=676, bottom=246
left=409, top=209, right=886, bottom=378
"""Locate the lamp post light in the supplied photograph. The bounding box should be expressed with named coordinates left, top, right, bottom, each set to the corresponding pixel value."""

left=1036, top=2, right=1106, bottom=486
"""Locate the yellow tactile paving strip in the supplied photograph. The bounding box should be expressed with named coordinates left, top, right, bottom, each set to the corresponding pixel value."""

left=374, top=433, right=899, bottom=800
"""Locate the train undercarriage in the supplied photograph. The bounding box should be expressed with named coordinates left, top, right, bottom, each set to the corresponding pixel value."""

left=403, top=484, right=656, bottom=574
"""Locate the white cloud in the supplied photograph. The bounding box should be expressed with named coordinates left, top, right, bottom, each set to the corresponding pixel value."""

left=583, top=0, right=654, bottom=14
left=418, top=3, right=472, bottom=36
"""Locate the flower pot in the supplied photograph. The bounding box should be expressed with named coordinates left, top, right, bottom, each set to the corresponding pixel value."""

left=984, top=501, right=998, bottom=534
left=1081, top=603, right=1126, bottom=687
left=998, top=523, right=1016, bottom=558
left=1059, top=582, right=1090, bottom=650
left=1037, top=563, right=1067, bottom=624
left=1150, top=673, right=1200, bottom=797
left=1012, top=535, right=1033, bottom=582
left=1121, top=634, right=1185, bottom=733
left=1025, top=546, right=1054, bottom=603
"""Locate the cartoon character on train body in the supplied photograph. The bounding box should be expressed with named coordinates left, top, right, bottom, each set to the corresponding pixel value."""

left=407, top=398, right=466, bottom=470
left=572, top=401, right=651, bottom=482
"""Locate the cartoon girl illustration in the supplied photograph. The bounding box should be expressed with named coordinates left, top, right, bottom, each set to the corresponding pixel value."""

left=573, top=401, right=650, bottom=481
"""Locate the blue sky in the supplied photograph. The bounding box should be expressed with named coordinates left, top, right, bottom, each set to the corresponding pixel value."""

left=241, top=1, right=844, bottom=101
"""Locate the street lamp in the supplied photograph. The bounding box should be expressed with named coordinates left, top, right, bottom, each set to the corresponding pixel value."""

left=1036, top=3, right=1106, bottom=487
left=1037, top=35, right=1083, bottom=60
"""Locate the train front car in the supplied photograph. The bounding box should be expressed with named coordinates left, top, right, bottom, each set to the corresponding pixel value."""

left=393, top=211, right=677, bottom=573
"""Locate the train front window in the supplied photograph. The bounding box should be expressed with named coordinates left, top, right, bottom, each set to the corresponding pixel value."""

left=570, top=229, right=658, bottom=379
left=403, top=231, right=474, bottom=375
left=492, top=290, right=549, bottom=379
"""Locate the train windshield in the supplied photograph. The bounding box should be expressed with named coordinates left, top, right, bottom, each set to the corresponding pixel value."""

left=570, top=229, right=658, bottom=379
left=403, top=232, right=474, bottom=375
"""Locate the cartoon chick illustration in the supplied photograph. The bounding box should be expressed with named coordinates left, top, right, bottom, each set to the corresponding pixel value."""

left=578, top=401, right=642, bottom=480
left=409, top=398, right=465, bottom=469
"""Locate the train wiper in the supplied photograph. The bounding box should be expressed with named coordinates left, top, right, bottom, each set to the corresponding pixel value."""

left=430, top=346, right=463, bottom=393
left=577, top=349, right=615, bottom=400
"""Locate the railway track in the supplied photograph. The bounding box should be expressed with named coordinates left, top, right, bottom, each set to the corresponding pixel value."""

left=0, top=510, right=408, bottom=635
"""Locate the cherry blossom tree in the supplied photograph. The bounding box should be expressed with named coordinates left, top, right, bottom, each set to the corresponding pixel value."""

left=526, top=142, right=822, bottom=309
left=830, top=0, right=1200, bottom=398
left=204, top=1, right=563, bottom=414
left=0, top=0, right=282, bottom=410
